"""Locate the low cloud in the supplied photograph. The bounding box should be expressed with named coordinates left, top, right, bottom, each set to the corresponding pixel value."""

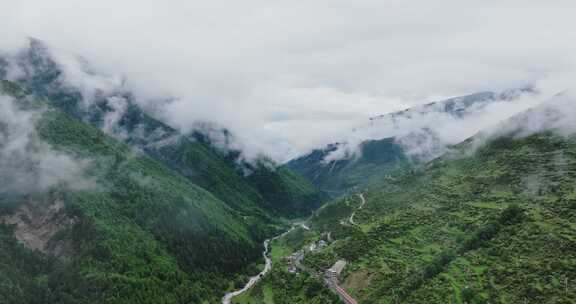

left=484, top=92, right=576, bottom=141
left=2, top=1, right=576, bottom=162
left=321, top=89, right=547, bottom=163
left=0, top=95, right=92, bottom=195
left=2, top=43, right=272, bottom=164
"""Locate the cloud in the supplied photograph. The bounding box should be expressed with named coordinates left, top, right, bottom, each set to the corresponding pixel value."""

left=2, top=0, right=576, bottom=161
left=319, top=89, right=547, bottom=162
left=0, top=95, right=92, bottom=194
left=487, top=92, right=576, bottom=140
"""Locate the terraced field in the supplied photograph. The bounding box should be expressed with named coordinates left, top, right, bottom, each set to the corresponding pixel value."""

left=239, top=133, right=576, bottom=304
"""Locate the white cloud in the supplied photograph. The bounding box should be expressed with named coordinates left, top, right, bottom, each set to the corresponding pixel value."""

left=0, top=95, right=93, bottom=194
left=2, top=0, right=576, bottom=161
left=488, top=92, right=576, bottom=140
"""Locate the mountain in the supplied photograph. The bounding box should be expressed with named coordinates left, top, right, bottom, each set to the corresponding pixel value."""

left=238, top=97, right=576, bottom=303
left=367, top=89, right=529, bottom=123
left=287, top=89, right=535, bottom=197
left=0, top=80, right=266, bottom=303
left=286, top=138, right=411, bottom=196
left=1, top=39, right=323, bottom=217
left=4, top=38, right=571, bottom=304
left=0, top=41, right=325, bottom=304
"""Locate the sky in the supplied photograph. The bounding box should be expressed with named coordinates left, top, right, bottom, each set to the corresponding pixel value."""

left=2, top=0, right=576, bottom=161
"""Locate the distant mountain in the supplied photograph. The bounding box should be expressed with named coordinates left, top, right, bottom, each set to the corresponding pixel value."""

left=286, top=138, right=410, bottom=196
left=368, top=89, right=531, bottom=123
left=287, top=88, right=535, bottom=196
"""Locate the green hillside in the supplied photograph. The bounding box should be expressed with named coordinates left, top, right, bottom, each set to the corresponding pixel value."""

left=0, top=81, right=277, bottom=303
left=286, top=90, right=533, bottom=198
left=247, top=164, right=327, bottom=216
left=4, top=39, right=323, bottom=219
left=287, top=138, right=412, bottom=197
left=248, top=132, right=576, bottom=303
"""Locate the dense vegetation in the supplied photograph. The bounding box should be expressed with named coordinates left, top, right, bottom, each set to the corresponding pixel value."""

left=248, top=132, right=576, bottom=303
left=0, top=224, right=54, bottom=304
left=286, top=90, right=523, bottom=197
left=232, top=226, right=340, bottom=304
left=247, top=165, right=327, bottom=216
left=0, top=79, right=322, bottom=303
left=287, top=138, right=411, bottom=197
left=3, top=40, right=572, bottom=304
left=3, top=39, right=324, bottom=219
left=0, top=41, right=326, bottom=303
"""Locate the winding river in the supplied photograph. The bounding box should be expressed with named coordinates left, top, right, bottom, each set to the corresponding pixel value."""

left=221, top=225, right=300, bottom=304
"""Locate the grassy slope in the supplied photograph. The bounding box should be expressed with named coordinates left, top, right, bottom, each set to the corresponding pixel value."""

left=251, top=133, right=576, bottom=303
left=0, top=83, right=274, bottom=303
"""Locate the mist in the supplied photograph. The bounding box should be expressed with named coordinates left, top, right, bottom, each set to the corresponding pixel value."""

left=485, top=92, right=576, bottom=142
left=2, top=1, right=576, bottom=161
left=0, top=95, right=92, bottom=194
left=321, top=89, right=548, bottom=163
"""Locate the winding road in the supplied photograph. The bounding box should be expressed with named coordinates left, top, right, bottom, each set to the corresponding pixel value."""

left=348, top=193, right=366, bottom=225
left=332, top=193, right=364, bottom=304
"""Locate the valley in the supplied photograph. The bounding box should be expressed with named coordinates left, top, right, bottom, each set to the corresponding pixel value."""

left=2, top=69, right=576, bottom=303
left=1, top=28, right=576, bottom=304
left=0, top=50, right=324, bottom=303
left=235, top=131, right=576, bottom=304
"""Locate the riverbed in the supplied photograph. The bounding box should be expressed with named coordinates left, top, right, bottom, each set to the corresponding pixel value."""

left=221, top=225, right=300, bottom=304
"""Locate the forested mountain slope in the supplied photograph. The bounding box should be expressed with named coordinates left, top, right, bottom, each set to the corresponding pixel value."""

left=286, top=138, right=411, bottom=197
left=0, top=80, right=281, bottom=303
left=287, top=131, right=576, bottom=303
left=239, top=91, right=576, bottom=303
left=1, top=39, right=323, bottom=218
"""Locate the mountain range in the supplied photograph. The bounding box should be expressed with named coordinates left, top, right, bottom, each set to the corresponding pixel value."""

left=233, top=91, right=576, bottom=304
left=0, top=40, right=324, bottom=304
left=1, top=39, right=575, bottom=304
left=287, top=88, right=536, bottom=197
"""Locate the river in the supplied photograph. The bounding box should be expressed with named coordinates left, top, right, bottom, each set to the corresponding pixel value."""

left=221, top=225, right=300, bottom=304
left=221, top=239, right=273, bottom=304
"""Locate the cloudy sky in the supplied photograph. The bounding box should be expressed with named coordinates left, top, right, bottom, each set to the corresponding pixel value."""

left=2, top=0, right=576, bottom=161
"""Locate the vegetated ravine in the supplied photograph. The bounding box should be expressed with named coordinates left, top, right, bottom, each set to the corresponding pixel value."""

left=221, top=239, right=273, bottom=304
left=222, top=225, right=301, bottom=303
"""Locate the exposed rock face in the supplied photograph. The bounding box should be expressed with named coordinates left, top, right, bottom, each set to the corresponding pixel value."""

left=0, top=197, right=75, bottom=254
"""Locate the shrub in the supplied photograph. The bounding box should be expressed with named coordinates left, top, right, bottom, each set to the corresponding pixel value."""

left=498, top=204, right=525, bottom=225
